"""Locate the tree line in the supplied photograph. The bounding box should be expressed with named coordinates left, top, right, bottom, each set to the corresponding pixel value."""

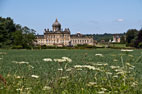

left=0, top=17, right=142, bottom=49
left=126, top=28, right=142, bottom=48
left=0, top=17, right=36, bottom=49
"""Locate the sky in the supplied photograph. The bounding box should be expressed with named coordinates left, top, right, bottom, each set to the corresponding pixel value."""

left=0, top=0, right=142, bottom=34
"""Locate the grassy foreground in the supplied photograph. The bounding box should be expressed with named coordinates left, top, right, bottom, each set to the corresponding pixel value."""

left=0, top=49, right=142, bottom=94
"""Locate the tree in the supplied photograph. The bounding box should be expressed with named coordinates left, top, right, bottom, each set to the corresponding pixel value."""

left=0, top=17, right=36, bottom=49
left=0, top=17, right=16, bottom=47
left=120, top=35, right=126, bottom=44
left=21, top=26, right=36, bottom=49
left=126, top=29, right=138, bottom=46
left=134, top=29, right=142, bottom=48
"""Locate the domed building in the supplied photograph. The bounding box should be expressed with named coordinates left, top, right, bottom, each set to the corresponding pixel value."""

left=36, top=19, right=94, bottom=46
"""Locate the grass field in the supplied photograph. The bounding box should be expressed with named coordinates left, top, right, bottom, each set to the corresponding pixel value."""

left=0, top=49, right=142, bottom=94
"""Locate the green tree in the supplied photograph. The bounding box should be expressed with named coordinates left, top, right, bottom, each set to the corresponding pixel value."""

left=22, top=26, right=36, bottom=49
left=134, top=29, right=142, bottom=48
left=120, top=35, right=126, bottom=44
left=126, top=29, right=138, bottom=47
left=0, top=17, right=16, bottom=47
left=0, top=17, right=36, bottom=49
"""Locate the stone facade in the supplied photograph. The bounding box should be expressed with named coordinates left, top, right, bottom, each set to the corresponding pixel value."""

left=70, top=33, right=94, bottom=46
left=35, top=19, right=94, bottom=46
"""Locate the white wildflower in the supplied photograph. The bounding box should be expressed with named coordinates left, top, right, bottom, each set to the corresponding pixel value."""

left=113, top=75, right=118, bottom=78
left=95, top=63, right=108, bottom=66
left=95, top=68, right=102, bottom=71
left=103, top=63, right=108, bottom=66
left=83, top=65, right=96, bottom=70
left=60, top=76, right=69, bottom=79
left=16, top=88, right=22, bottom=91
left=7, top=74, right=11, bottom=77
left=28, top=65, right=34, bottom=69
left=0, top=58, right=2, bottom=60
left=126, top=63, right=135, bottom=69
left=62, top=57, right=72, bottom=62
left=74, top=65, right=83, bottom=68
left=54, top=59, right=66, bottom=63
left=131, top=82, right=138, bottom=87
left=25, top=87, right=32, bottom=90
left=95, top=54, right=103, bottom=57
left=115, top=68, right=123, bottom=72
left=110, top=66, right=120, bottom=69
left=76, top=68, right=82, bottom=71
left=31, top=75, right=39, bottom=78
left=101, top=88, right=107, bottom=91
left=42, top=86, right=51, bottom=90
left=121, top=49, right=133, bottom=52
left=126, top=63, right=131, bottom=66
left=74, top=65, right=97, bottom=70
left=97, top=91, right=105, bottom=94
left=16, top=76, right=21, bottom=79
left=114, top=91, right=118, bottom=93
left=106, top=72, right=112, bottom=75
left=131, top=65, right=135, bottom=68
left=13, top=61, right=29, bottom=64
left=54, top=57, right=72, bottom=63
left=87, top=82, right=96, bottom=86
left=58, top=68, right=63, bottom=71
left=116, top=71, right=124, bottom=75
left=66, top=68, right=73, bottom=71
left=129, top=67, right=135, bottom=70
left=43, top=58, right=52, bottom=62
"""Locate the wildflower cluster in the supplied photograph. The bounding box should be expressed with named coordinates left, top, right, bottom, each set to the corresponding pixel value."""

left=43, top=57, right=72, bottom=63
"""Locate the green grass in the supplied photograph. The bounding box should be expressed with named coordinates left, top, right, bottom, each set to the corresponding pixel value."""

left=0, top=49, right=142, bottom=94
left=109, top=44, right=126, bottom=47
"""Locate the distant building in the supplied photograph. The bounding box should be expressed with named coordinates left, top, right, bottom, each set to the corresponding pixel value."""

left=112, top=34, right=121, bottom=43
left=70, top=33, right=94, bottom=46
left=35, top=19, right=94, bottom=46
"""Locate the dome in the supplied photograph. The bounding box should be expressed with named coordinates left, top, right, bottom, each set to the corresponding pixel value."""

left=52, top=18, right=61, bottom=27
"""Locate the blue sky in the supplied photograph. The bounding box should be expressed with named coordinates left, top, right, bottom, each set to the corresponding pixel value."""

left=0, top=0, right=142, bottom=34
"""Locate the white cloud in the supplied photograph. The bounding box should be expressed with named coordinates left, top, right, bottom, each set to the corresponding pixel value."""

left=116, top=18, right=124, bottom=22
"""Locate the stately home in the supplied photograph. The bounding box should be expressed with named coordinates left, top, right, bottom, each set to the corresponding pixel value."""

left=36, top=19, right=94, bottom=46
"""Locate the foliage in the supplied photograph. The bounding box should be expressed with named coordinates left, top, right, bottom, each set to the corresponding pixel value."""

left=0, top=17, right=16, bottom=47
left=125, top=28, right=142, bottom=48
left=93, top=33, right=124, bottom=42
left=120, top=35, right=126, bottom=44
left=126, top=29, right=138, bottom=47
left=0, top=17, right=36, bottom=49
left=134, top=29, right=142, bottom=48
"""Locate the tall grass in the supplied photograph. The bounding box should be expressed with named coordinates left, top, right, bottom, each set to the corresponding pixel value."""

left=0, top=49, right=142, bottom=94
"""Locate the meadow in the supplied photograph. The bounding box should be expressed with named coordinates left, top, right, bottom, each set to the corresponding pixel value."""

left=0, top=49, right=142, bottom=94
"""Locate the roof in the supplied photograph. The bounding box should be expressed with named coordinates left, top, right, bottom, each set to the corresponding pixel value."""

left=71, top=33, right=93, bottom=38
left=52, top=18, right=61, bottom=27
left=36, top=35, right=44, bottom=39
left=44, top=30, right=70, bottom=34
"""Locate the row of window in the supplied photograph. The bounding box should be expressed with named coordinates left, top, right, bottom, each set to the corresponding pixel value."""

left=48, top=35, right=69, bottom=38
left=71, top=39, right=92, bottom=43
left=48, top=40, right=69, bottom=43
left=38, top=40, right=93, bottom=43
left=38, top=40, right=69, bottom=43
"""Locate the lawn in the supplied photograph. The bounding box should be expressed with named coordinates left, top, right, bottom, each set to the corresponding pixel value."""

left=0, top=49, right=142, bottom=94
